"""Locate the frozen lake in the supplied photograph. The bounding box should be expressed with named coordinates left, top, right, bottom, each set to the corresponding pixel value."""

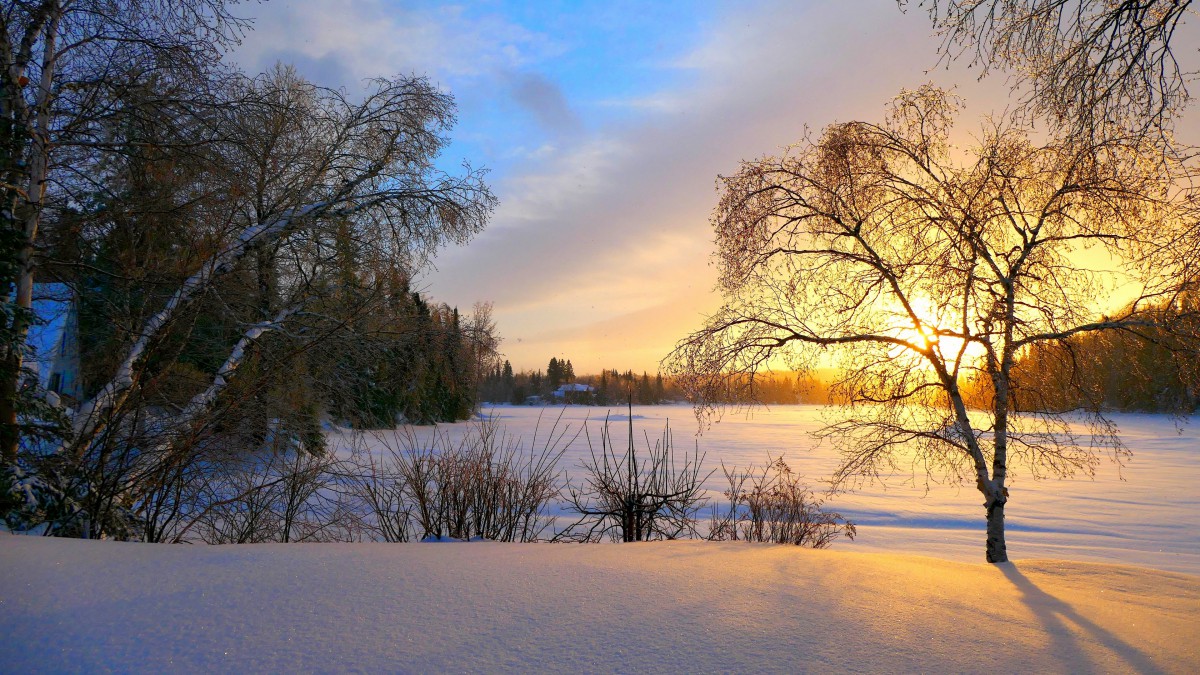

left=334, top=404, right=1200, bottom=574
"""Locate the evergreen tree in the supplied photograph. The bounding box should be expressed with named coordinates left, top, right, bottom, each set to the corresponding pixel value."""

left=639, top=371, right=653, bottom=404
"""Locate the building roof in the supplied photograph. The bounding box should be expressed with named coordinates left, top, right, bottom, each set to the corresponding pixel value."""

left=554, top=383, right=593, bottom=393
left=27, top=284, right=72, bottom=377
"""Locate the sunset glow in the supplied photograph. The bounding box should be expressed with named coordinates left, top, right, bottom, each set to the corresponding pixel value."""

left=892, top=296, right=985, bottom=367
left=228, top=0, right=1065, bottom=374
left=5, top=1, right=1198, bottom=671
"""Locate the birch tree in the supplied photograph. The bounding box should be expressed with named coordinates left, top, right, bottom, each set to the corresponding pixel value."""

left=910, top=0, right=1196, bottom=145
left=1, top=1, right=496, bottom=537
left=667, top=87, right=1197, bottom=562
left=64, top=66, right=494, bottom=452
left=1, top=0, right=249, bottom=461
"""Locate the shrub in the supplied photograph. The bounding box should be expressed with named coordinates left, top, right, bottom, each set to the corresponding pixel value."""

left=347, top=415, right=569, bottom=542
left=559, top=412, right=709, bottom=542
left=708, top=456, right=854, bottom=548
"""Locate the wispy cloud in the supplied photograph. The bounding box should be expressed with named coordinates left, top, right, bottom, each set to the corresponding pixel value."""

left=506, top=71, right=582, bottom=136
left=232, top=0, right=563, bottom=87
left=594, top=94, right=684, bottom=113
left=428, top=1, right=1005, bottom=372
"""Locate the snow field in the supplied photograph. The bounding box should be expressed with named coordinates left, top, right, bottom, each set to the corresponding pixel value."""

left=345, top=404, right=1200, bottom=574
left=5, top=404, right=1196, bottom=672
left=1, top=536, right=1196, bottom=673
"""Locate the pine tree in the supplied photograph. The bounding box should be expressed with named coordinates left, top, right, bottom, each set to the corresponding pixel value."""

left=502, top=360, right=514, bottom=402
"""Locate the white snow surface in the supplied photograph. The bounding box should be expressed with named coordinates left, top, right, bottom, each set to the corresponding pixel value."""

left=2, top=537, right=1196, bottom=673
left=4, top=405, right=1198, bottom=672
left=346, top=404, right=1200, bottom=575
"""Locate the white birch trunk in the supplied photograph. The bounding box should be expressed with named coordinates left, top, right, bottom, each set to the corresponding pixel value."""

left=70, top=202, right=327, bottom=452
left=177, top=304, right=301, bottom=425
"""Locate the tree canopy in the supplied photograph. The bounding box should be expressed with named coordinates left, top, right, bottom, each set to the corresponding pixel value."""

left=668, top=86, right=1198, bottom=561
left=913, top=0, right=1196, bottom=144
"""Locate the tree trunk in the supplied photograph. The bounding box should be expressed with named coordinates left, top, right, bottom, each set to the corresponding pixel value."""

left=0, top=356, right=18, bottom=461
left=985, top=497, right=1008, bottom=563
left=1, top=5, right=60, bottom=461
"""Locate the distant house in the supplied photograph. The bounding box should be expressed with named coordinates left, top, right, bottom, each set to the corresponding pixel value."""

left=26, top=283, right=82, bottom=402
left=552, top=383, right=594, bottom=404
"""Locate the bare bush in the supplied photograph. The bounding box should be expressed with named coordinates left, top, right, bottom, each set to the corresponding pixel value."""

left=346, top=416, right=570, bottom=542
left=559, top=411, right=710, bottom=542
left=708, top=456, right=854, bottom=548
left=189, top=444, right=348, bottom=545
left=342, top=435, right=413, bottom=543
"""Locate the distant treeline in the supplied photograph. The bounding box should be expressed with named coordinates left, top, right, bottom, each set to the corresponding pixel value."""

left=1000, top=297, right=1199, bottom=413
left=478, top=357, right=833, bottom=406
left=484, top=295, right=1198, bottom=413
left=478, top=358, right=674, bottom=405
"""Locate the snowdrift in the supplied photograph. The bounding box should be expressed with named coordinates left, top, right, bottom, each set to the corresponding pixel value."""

left=2, top=537, right=1196, bottom=673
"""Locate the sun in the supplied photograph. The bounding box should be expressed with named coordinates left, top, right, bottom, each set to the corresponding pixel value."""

left=888, top=296, right=986, bottom=367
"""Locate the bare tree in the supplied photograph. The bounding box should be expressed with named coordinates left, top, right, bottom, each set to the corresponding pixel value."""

left=667, top=86, right=1197, bottom=562
left=909, top=0, right=1196, bottom=144
left=1, top=0, right=250, bottom=461
left=463, top=301, right=502, bottom=405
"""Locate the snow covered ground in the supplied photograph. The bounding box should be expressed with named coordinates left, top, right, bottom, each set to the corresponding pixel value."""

left=2, top=537, right=1196, bottom=673
left=4, top=404, right=1197, bottom=672
left=343, top=404, right=1200, bottom=574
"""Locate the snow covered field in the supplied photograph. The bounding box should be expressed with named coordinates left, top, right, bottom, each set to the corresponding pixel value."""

left=4, top=404, right=1197, bottom=673
left=343, top=404, right=1200, bottom=574
left=2, top=537, right=1196, bottom=673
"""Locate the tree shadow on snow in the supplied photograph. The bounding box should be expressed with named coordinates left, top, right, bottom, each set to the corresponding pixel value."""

left=1000, top=564, right=1165, bottom=675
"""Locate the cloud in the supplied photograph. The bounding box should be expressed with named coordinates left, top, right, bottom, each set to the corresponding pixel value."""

left=230, top=0, right=562, bottom=88
left=426, top=1, right=1015, bottom=372
left=507, top=71, right=582, bottom=136
left=229, top=0, right=1028, bottom=373
left=595, top=94, right=684, bottom=113
left=253, top=49, right=356, bottom=88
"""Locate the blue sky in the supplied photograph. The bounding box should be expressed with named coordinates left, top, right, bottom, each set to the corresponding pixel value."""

left=430, top=0, right=719, bottom=176
left=235, top=1, right=719, bottom=175
left=228, top=1, right=1067, bottom=373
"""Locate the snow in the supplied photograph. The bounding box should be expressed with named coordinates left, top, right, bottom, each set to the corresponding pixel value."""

left=343, top=404, right=1200, bottom=575
left=1, top=537, right=1196, bottom=672
left=4, top=404, right=1196, bottom=672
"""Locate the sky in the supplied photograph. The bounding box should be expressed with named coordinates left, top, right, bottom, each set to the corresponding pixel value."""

left=228, top=0, right=1196, bottom=374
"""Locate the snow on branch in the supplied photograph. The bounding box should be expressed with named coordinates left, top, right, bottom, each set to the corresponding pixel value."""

left=178, top=304, right=303, bottom=425
left=69, top=203, right=327, bottom=451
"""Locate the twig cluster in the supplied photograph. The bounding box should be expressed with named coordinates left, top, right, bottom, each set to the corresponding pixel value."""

left=558, top=409, right=710, bottom=542
left=345, top=416, right=570, bottom=542
left=708, top=456, right=855, bottom=548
